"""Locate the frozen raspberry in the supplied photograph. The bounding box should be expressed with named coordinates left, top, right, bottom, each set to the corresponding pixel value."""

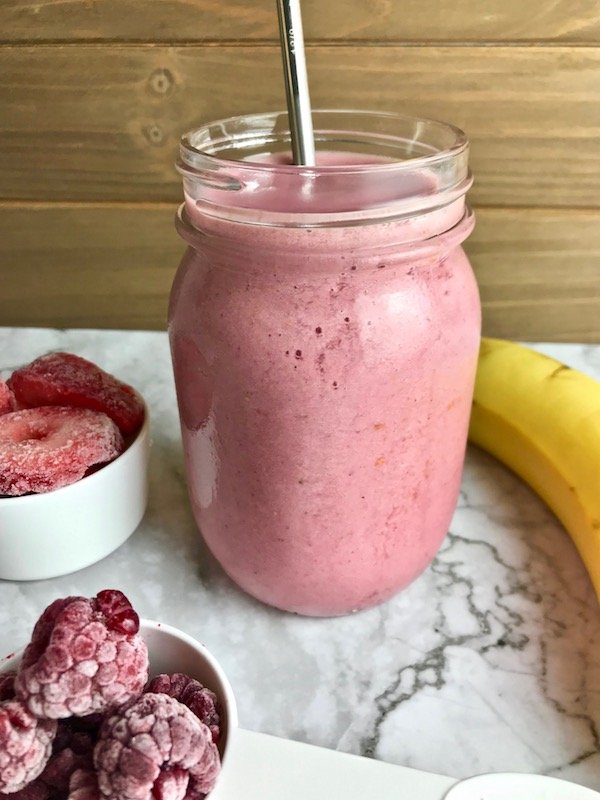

left=38, top=719, right=96, bottom=794
left=68, top=768, right=101, bottom=800
left=0, top=406, right=123, bottom=496
left=38, top=747, right=90, bottom=795
left=0, top=669, right=17, bottom=700
left=5, top=780, right=51, bottom=800
left=186, top=740, right=221, bottom=797
left=153, top=768, right=190, bottom=800
left=94, top=589, right=141, bottom=636
left=9, top=352, right=145, bottom=436
left=52, top=717, right=100, bottom=757
left=15, top=591, right=148, bottom=720
left=145, top=674, right=220, bottom=743
left=7, top=717, right=99, bottom=800
left=67, top=769, right=102, bottom=800
left=0, top=698, right=57, bottom=793
left=0, top=379, right=15, bottom=415
left=94, top=693, right=221, bottom=800
left=183, top=786, right=207, bottom=800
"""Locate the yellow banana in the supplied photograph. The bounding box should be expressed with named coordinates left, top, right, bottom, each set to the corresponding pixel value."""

left=468, top=337, right=600, bottom=602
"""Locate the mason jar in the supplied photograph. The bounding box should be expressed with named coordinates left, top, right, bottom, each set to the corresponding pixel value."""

left=169, top=110, right=480, bottom=616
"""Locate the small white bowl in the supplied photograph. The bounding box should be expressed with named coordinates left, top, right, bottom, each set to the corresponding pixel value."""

left=0, top=410, right=150, bottom=581
left=444, top=772, right=600, bottom=799
left=0, top=618, right=238, bottom=775
left=141, top=619, right=238, bottom=769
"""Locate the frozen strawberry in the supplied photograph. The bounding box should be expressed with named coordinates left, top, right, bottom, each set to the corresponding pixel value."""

left=9, top=352, right=144, bottom=436
left=0, top=698, right=57, bottom=793
left=0, top=406, right=123, bottom=496
left=0, top=669, right=17, bottom=700
left=145, top=673, right=220, bottom=743
left=68, top=768, right=101, bottom=800
left=15, top=591, right=148, bottom=720
left=94, top=693, right=220, bottom=800
left=0, top=379, right=15, bottom=415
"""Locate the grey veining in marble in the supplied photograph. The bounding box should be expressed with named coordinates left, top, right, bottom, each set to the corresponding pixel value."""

left=0, top=328, right=598, bottom=790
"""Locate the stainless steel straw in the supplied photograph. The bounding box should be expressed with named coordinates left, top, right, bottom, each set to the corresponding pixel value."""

left=275, top=0, right=316, bottom=166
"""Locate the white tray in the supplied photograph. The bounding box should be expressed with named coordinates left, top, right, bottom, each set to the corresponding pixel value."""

left=213, top=728, right=600, bottom=800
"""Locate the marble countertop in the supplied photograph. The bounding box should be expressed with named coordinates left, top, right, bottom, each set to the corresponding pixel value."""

left=0, top=327, right=598, bottom=792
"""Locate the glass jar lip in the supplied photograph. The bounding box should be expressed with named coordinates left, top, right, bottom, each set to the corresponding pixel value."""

left=179, top=109, right=469, bottom=175
left=177, top=109, right=472, bottom=227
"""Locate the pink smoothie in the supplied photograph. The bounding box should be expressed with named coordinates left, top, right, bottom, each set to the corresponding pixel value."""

left=169, top=150, right=480, bottom=616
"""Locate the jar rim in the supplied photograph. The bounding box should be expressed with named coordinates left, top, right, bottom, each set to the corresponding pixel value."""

left=179, top=109, right=469, bottom=175
left=177, top=109, right=472, bottom=228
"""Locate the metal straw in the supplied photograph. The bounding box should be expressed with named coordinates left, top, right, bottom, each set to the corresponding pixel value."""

left=275, top=0, right=316, bottom=166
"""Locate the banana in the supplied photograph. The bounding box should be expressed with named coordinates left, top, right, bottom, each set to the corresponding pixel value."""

left=468, top=337, right=600, bottom=602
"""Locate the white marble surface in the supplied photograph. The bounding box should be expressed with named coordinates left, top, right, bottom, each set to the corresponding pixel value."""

left=0, top=328, right=598, bottom=791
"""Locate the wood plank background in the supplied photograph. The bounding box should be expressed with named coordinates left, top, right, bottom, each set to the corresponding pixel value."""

left=0, top=0, right=598, bottom=341
left=2, top=0, right=600, bottom=43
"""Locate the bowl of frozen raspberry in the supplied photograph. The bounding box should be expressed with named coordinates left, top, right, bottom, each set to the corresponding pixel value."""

left=0, top=589, right=238, bottom=800
left=0, top=352, right=150, bottom=580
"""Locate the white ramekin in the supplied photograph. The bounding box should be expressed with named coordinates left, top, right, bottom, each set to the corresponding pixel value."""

left=0, top=410, right=150, bottom=580
left=0, top=617, right=238, bottom=774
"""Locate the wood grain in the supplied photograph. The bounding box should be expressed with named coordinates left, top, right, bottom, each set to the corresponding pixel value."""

left=0, top=204, right=598, bottom=341
left=467, top=209, right=600, bottom=341
left=2, top=0, right=600, bottom=43
left=0, top=45, right=598, bottom=208
left=0, top=204, right=181, bottom=331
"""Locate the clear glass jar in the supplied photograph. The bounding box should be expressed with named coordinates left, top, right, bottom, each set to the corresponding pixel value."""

left=169, top=110, right=480, bottom=616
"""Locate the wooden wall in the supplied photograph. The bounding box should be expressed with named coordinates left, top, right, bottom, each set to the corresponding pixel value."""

left=1, top=1, right=599, bottom=341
